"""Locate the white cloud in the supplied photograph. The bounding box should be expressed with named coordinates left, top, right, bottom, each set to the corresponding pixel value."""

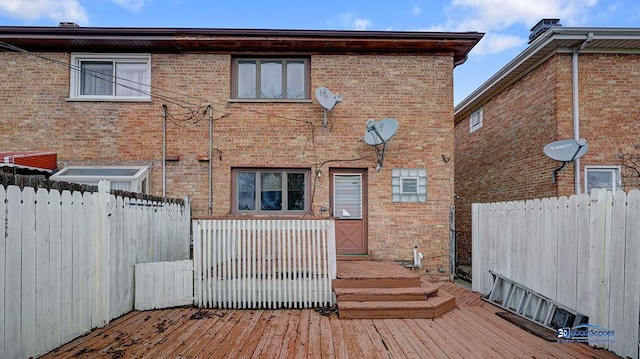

left=112, top=0, right=147, bottom=12
left=0, top=0, right=88, bottom=23
left=471, top=33, right=524, bottom=55
left=412, top=5, right=422, bottom=16
left=338, top=12, right=372, bottom=30
left=437, top=0, right=600, bottom=55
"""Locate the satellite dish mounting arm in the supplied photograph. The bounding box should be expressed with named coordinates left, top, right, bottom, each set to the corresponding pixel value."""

left=552, top=142, right=585, bottom=184
left=367, top=123, right=388, bottom=171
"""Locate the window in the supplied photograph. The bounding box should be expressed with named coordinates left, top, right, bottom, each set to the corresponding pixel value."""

left=469, top=107, right=483, bottom=133
left=232, top=58, right=309, bottom=100
left=392, top=169, right=427, bottom=202
left=585, top=166, right=620, bottom=194
left=234, top=168, right=309, bottom=214
left=70, top=53, right=151, bottom=100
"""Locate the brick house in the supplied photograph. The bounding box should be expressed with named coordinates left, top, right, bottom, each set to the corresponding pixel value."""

left=453, top=20, right=640, bottom=278
left=0, top=25, right=481, bottom=280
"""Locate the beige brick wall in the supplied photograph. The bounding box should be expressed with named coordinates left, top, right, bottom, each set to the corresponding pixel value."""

left=0, top=51, right=457, bottom=280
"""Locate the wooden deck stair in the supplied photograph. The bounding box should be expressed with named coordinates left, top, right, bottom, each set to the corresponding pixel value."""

left=333, top=261, right=456, bottom=319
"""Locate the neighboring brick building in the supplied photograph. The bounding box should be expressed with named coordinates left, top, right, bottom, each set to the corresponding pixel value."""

left=453, top=20, right=640, bottom=278
left=0, top=25, right=481, bottom=279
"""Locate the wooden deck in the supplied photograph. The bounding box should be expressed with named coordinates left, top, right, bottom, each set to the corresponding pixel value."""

left=42, top=282, right=618, bottom=358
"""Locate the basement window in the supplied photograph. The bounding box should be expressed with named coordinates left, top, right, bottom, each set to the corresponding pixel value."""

left=469, top=107, right=483, bottom=133
left=50, top=166, right=150, bottom=193
left=392, top=169, right=427, bottom=202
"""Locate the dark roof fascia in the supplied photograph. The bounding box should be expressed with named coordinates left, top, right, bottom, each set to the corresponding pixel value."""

left=0, top=26, right=483, bottom=63
left=454, top=27, right=640, bottom=122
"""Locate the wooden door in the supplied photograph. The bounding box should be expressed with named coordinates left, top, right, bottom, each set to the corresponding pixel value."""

left=330, top=169, right=367, bottom=255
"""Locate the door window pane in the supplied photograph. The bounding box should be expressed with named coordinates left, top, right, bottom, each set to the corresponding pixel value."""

left=81, top=61, right=113, bottom=96
left=261, top=172, right=282, bottom=210
left=334, top=175, right=362, bottom=219
left=238, top=172, right=256, bottom=211
left=287, top=173, right=305, bottom=210
left=237, top=61, right=257, bottom=98
left=260, top=61, right=282, bottom=99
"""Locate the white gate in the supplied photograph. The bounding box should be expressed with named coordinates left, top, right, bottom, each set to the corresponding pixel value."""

left=193, top=219, right=336, bottom=309
left=134, top=260, right=194, bottom=310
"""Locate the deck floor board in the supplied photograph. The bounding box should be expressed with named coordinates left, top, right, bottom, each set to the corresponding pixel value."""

left=42, top=281, right=619, bottom=359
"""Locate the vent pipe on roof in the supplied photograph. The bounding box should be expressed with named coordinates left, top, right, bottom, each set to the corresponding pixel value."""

left=528, top=19, right=561, bottom=44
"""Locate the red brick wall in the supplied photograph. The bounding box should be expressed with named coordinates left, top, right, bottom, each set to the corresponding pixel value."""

left=0, top=51, right=456, bottom=280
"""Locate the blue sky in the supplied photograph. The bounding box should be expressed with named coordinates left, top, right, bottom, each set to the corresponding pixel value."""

left=1, top=0, right=639, bottom=104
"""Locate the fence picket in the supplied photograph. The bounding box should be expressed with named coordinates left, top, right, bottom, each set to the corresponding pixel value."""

left=35, top=189, right=51, bottom=355
left=5, top=186, right=22, bottom=359
left=0, top=187, right=5, bottom=358
left=623, top=190, right=640, bottom=358
left=21, top=187, right=37, bottom=359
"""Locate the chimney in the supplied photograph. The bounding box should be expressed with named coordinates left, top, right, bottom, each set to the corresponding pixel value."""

left=528, top=19, right=561, bottom=44
left=58, top=22, right=79, bottom=28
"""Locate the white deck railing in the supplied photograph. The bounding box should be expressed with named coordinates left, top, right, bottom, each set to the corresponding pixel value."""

left=193, top=219, right=336, bottom=309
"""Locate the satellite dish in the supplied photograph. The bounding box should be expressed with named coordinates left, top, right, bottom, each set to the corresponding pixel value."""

left=363, top=118, right=399, bottom=171
left=364, top=118, right=398, bottom=145
left=543, top=138, right=588, bottom=184
left=315, top=86, right=337, bottom=111
left=543, top=139, right=588, bottom=162
left=315, top=86, right=343, bottom=128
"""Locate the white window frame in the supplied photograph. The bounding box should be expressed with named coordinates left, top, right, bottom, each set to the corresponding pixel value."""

left=469, top=107, right=483, bottom=133
left=69, top=53, right=151, bottom=101
left=584, top=166, right=621, bottom=194
left=50, top=165, right=150, bottom=193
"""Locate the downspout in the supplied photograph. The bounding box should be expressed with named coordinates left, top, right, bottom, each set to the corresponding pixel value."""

left=162, top=104, right=167, bottom=197
left=208, top=105, right=213, bottom=216
left=571, top=32, right=593, bottom=195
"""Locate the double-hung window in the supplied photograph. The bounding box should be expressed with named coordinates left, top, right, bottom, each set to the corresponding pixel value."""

left=234, top=168, right=309, bottom=214
left=70, top=53, right=151, bottom=100
left=232, top=58, right=309, bottom=100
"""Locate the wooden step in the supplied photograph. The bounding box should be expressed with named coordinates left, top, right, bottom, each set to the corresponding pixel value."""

left=337, top=289, right=457, bottom=319
left=334, top=287, right=429, bottom=302
left=332, top=277, right=421, bottom=289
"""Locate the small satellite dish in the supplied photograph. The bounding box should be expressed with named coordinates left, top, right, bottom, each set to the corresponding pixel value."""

left=315, top=86, right=337, bottom=111
left=315, top=86, right=343, bottom=128
left=364, top=118, right=399, bottom=146
left=543, top=139, right=588, bottom=162
left=543, top=138, right=589, bottom=184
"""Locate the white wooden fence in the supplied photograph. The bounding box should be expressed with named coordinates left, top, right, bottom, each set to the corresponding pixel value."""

left=0, top=181, right=190, bottom=359
left=472, top=189, right=640, bottom=359
left=193, top=219, right=336, bottom=309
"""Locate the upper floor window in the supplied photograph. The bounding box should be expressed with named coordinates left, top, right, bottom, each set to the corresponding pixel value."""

left=233, top=168, right=310, bottom=214
left=469, top=107, right=483, bottom=133
left=70, top=53, right=151, bottom=100
left=232, top=58, right=310, bottom=100
left=585, top=166, right=621, bottom=194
